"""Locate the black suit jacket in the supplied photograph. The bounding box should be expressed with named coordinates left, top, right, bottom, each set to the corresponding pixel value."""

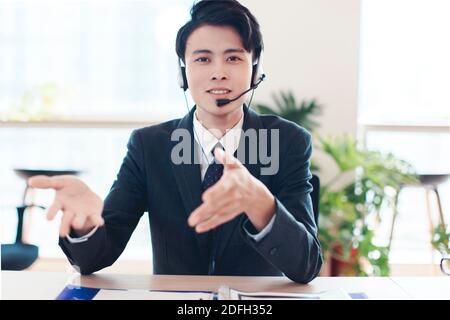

left=60, top=106, right=323, bottom=283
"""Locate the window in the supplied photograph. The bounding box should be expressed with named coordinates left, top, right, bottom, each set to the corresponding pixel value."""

left=359, top=0, right=450, bottom=264
left=359, top=0, right=450, bottom=124
left=0, top=0, right=191, bottom=120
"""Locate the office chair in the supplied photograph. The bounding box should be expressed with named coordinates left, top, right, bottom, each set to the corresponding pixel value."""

left=310, top=174, right=320, bottom=226
left=1, top=168, right=80, bottom=271
left=388, top=173, right=449, bottom=250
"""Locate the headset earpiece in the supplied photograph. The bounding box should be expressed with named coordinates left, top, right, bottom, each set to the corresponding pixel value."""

left=251, top=53, right=265, bottom=87
left=177, top=60, right=188, bottom=91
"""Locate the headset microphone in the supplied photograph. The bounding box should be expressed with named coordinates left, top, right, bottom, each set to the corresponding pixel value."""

left=216, top=74, right=266, bottom=107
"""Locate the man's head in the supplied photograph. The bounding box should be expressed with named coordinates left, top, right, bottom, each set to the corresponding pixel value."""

left=175, top=0, right=264, bottom=119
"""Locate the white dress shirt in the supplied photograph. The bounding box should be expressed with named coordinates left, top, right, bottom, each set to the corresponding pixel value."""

left=67, top=110, right=275, bottom=243
left=192, top=110, right=244, bottom=180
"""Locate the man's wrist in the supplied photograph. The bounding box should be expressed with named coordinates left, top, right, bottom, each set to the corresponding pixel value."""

left=66, top=225, right=99, bottom=243
left=71, top=223, right=97, bottom=238
left=245, top=178, right=276, bottom=232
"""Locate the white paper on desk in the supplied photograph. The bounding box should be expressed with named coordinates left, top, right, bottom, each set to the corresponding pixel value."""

left=219, top=286, right=351, bottom=300
left=93, top=289, right=214, bottom=300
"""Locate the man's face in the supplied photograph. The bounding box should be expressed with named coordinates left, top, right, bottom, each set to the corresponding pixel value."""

left=184, top=25, right=253, bottom=118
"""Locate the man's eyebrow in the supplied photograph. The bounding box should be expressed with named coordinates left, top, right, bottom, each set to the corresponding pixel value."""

left=192, top=49, right=213, bottom=55
left=224, top=48, right=246, bottom=54
left=191, top=48, right=246, bottom=55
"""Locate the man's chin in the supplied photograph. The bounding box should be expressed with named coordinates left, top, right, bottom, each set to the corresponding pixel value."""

left=198, top=103, right=241, bottom=116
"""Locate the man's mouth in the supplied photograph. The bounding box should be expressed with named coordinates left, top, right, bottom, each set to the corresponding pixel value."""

left=207, top=89, right=232, bottom=95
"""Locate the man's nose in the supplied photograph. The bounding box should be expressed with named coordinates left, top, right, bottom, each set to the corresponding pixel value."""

left=210, top=62, right=228, bottom=81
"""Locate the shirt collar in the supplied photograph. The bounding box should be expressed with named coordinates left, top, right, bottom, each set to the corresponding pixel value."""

left=192, top=110, right=244, bottom=161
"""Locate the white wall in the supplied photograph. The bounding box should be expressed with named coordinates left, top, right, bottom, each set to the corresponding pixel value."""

left=241, top=0, right=361, bottom=181
left=241, top=0, right=360, bottom=138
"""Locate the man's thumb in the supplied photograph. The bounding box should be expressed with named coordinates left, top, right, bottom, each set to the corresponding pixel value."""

left=214, top=147, right=241, bottom=168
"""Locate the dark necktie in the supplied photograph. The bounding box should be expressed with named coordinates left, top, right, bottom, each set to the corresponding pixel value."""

left=201, top=143, right=224, bottom=275
left=202, top=158, right=224, bottom=191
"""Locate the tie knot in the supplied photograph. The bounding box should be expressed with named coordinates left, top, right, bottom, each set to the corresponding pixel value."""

left=211, top=142, right=224, bottom=155
left=211, top=143, right=224, bottom=164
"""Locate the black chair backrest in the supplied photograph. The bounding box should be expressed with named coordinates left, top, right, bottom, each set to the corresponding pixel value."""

left=1, top=205, right=43, bottom=270
left=309, top=174, right=320, bottom=226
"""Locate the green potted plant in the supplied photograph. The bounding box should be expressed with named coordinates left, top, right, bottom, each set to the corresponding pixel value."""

left=317, top=135, right=417, bottom=275
left=254, top=91, right=418, bottom=276
left=254, top=90, right=322, bottom=133
left=254, top=90, right=322, bottom=171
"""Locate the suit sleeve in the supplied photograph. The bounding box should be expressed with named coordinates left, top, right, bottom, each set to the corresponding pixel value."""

left=240, top=128, right=323, bottom=283
left=59, top=129, right=149, bottom=274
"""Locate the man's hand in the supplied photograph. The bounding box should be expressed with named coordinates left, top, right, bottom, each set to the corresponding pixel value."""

left=28, top=175, right=104, bottom=237
left=188, top=148, right=276, bottom=233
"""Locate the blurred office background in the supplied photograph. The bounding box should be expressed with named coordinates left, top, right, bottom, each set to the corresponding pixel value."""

left=1, top=0, right=449, bottom=275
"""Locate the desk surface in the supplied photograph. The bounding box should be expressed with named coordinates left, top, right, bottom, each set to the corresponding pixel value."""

left=2, top=271, right=449, bottom=300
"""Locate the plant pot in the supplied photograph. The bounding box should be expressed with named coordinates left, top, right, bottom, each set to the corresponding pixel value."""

left=329, top=244, right=359, bottom=276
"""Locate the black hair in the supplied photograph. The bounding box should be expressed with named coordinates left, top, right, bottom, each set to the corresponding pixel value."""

left=175, top=0, right=263, bottom=63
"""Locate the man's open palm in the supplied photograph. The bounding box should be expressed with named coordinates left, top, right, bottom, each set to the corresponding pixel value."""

left=28, top=175, right=104, bottom=237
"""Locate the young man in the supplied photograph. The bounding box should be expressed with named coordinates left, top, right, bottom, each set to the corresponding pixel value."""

left=29, top=0, right=322, bottom=284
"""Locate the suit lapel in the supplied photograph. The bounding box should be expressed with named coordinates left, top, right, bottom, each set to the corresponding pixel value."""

left=169, top=107, right=211, bottom=264
left=169, top=106, right=203, bottom=217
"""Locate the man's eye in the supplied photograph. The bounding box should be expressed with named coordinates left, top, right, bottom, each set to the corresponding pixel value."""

left=195, top=57, right=209, bottom=63
left=227, top=56, right=242, bottom=62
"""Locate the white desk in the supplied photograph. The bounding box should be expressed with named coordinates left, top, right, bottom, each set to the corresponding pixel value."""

left=3, top=271, right=448, bottom=300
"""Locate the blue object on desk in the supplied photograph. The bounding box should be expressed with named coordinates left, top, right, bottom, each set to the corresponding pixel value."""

left=349, top=292, right=369, bottom=299
left=56, top=285, right=100, bottom=300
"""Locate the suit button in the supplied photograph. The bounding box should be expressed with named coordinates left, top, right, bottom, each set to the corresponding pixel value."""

left=269, top=247, right=277, bottom=255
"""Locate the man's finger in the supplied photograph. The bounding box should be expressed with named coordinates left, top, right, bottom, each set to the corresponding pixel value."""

left=90, top=214, right=105, bottom=227
left=28, top=175, right=72, bottom=190
left=59, top=210, right=75, bottom=238
left=72, top=213, right=87, bottom=230
left=46, top=200, right=62, bottom=220
left=189, top=197, right=240, bottom=228
left=214, top=148, right=241, bottom=169
left=195, top=215, right=222, bottom=233
left=28, top=175, right=54, bottom=189
left=189, top=200, right=222, bottom=227
left=195, top=205, right=241, bottom=233
left=188, top=204, right=212, bottom=227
